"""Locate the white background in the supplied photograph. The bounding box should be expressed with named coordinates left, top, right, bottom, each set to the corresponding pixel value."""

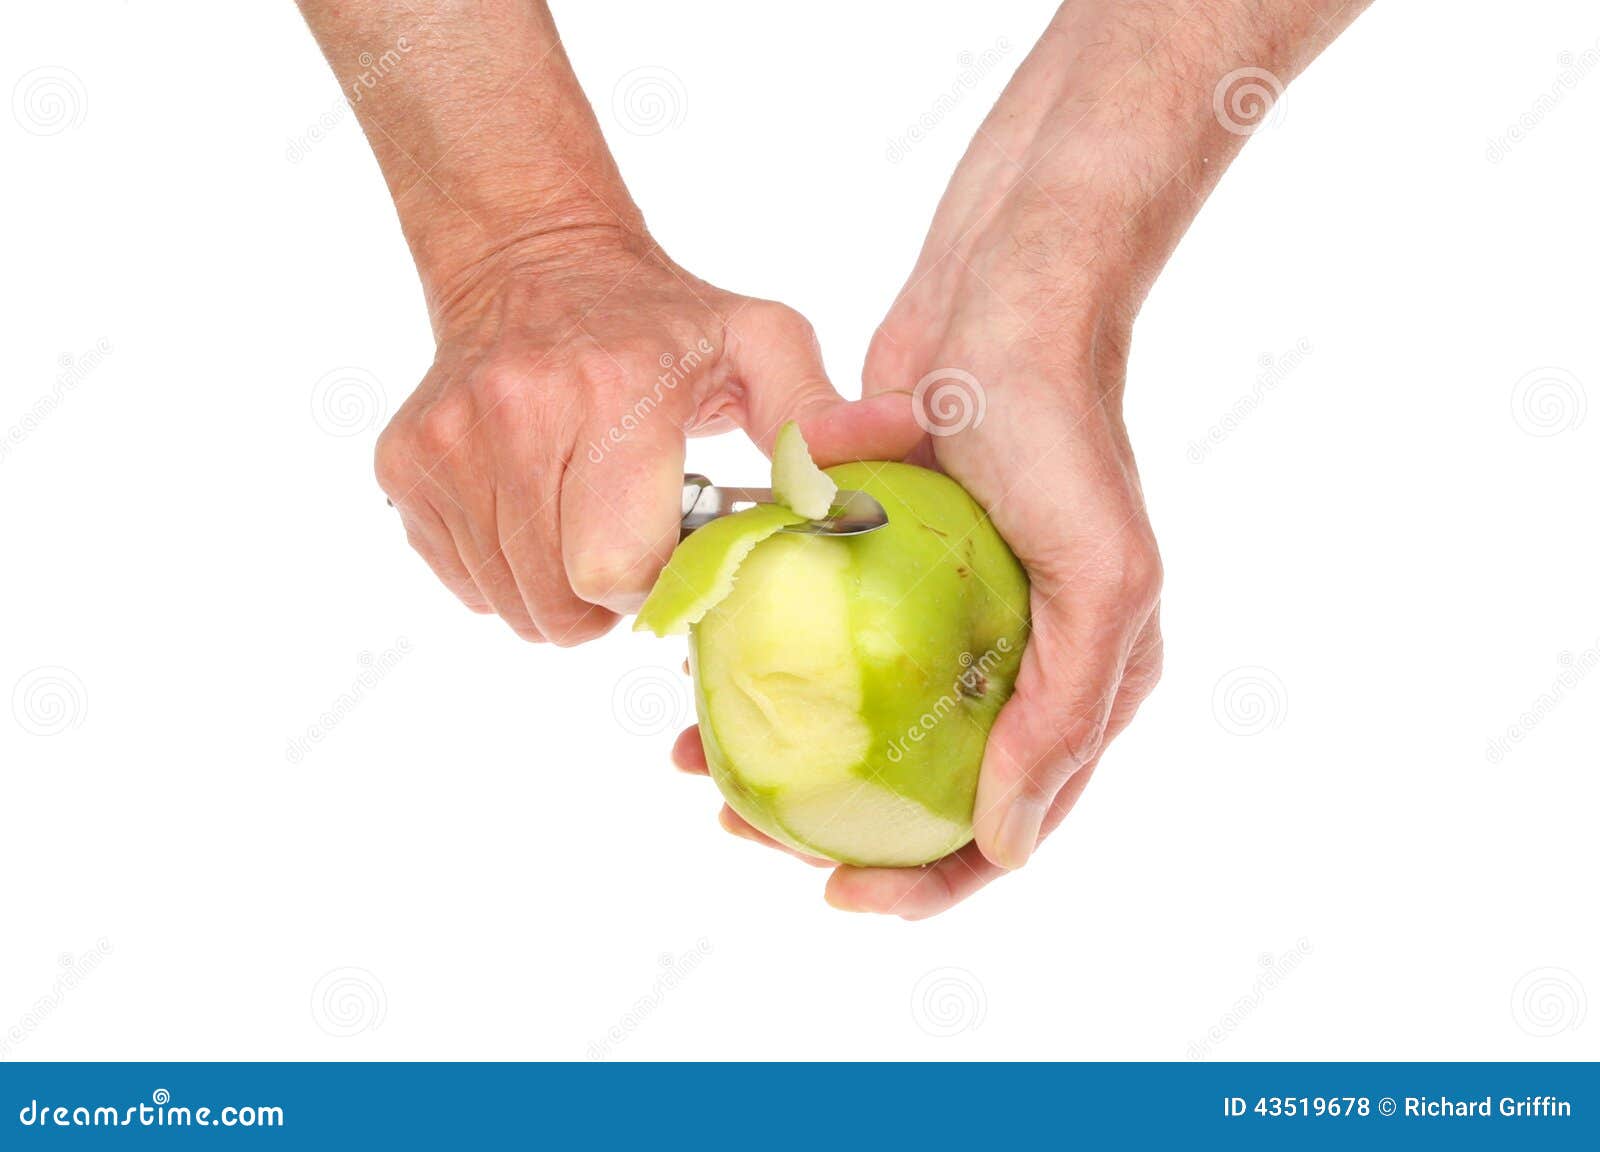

left=3, top=1, right=1596, bottom=1061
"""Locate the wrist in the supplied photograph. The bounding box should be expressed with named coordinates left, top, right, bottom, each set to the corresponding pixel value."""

left=939, top=0, right=1368, bottom=306
left=403, top=176, right=648, bottom=328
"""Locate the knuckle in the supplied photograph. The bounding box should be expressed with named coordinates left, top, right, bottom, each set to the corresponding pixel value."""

left=1088, top=535, right=1163, bottom=607
left=415, top=400, right=471, bottom=454
left=751, top=300, right=817, bottom=347
left=571, top=353, right=632, bottom=395
left=373, top=431, right=414, bottom=496
left=1026, top=695, right=1107, bottom=778
left=1129, top=635, right=1166, bottom=698
left=472, top=360, right=534, bottom=411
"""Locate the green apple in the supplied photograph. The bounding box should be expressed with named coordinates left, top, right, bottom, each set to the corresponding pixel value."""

left=636, top=439, right=1029, bottom=867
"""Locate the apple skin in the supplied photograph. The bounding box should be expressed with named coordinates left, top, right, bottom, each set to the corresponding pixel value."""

left=689, top=461, right=1030, bottom=867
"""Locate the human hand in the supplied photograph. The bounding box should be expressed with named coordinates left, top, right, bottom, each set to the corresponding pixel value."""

left=675, top=0, right=1369, bottom=915
left=296, top=3, right=904, bottom=642
left=671, top=210, right=1164, bottom=914
left=375, top=230, right=903, bottom=643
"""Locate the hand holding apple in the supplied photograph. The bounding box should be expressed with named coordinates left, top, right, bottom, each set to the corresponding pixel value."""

left=676, top=0, right=1369, bottom=916
left=671, top=280, right=1165, bottom=916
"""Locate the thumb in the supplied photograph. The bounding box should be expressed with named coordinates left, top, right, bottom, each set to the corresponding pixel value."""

left=562, top=407, right=685, bottom=615
left=725, top=303, right=925, bottom=464
left=971, top=600, right=1126, bottom=871
left=799, top=390, right=926, bottom=467
left=724, top=302, right=843, bottom=452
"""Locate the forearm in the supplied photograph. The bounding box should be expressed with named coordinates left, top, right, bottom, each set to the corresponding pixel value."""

left=295, top=1, right=642, bottom=315
left=929, top=0, right=1371, bottom=315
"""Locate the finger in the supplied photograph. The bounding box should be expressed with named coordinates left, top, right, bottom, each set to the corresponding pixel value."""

left=718, top=806, right=833, bottom=868
left=823, top=615, right=1161, bottom=918
left=420, top=471, right=547, bottom=642
left=826, top=840, right=998, bottom=919
left=497, top=470, right=617, bottom=647
left=671, top=726, right=708, bottom=775
left=970, top=584, right=1141, bottom=871
left=723, top=303, right=849, bottom=452
left=1109, top=610, right=1164, bottom=736
left=562, top=407, right=686, bottom=615
left=826, top=760, right=1102, bottom=919
left=797, top=390, right=927, bottom=466
left=393, top=499, right=492, bottom=614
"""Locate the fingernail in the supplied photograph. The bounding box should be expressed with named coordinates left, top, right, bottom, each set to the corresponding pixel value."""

left=992, top=798, right=1047, bottom=870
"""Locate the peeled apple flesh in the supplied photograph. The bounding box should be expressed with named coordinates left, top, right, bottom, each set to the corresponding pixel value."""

left=635, top=428, right=1030, bottom=867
